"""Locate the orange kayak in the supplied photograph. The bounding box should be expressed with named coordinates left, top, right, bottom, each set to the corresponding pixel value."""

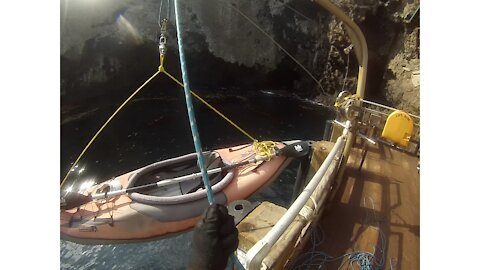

left=60, top=142, right=291, bottom=244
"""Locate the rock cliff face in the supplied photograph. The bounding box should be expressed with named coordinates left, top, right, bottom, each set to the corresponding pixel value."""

left=317, top=0, right=420, bottom=114
left=61, top=0, right=419, bottom=115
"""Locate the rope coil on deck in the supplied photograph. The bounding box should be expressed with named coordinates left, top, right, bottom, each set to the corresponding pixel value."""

left=291, top=197, right=387, bottom=270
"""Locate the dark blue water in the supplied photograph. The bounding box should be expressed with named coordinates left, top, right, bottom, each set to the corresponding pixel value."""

left=60, top=91, right=334, bottom=269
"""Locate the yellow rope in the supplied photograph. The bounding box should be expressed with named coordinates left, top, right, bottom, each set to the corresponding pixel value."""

left=162, top=70, right=257, bottom=142
left=60, top=70, right=161, bottom=188
left=334, top=93, right=360, bottom=108
left=162, top=70, right=277, bottom=159
left=159, top=54, right=165, bottom=72
left=61, top=55, right=278, bottom=189
left=163, top=70, right=278, bottom=157
left=252, top=140, right=277, bottom=160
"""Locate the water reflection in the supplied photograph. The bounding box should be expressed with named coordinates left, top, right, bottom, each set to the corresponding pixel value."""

left=61, top=232, right=193, bottom=270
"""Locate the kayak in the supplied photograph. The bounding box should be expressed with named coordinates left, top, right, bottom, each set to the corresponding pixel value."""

left=60, top=142, right=294, bottom=244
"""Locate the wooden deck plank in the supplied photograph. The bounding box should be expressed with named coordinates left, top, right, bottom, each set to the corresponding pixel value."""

left=295, top=143, right=420, bottom=269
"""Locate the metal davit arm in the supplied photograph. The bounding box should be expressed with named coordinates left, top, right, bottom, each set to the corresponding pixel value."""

left=313, top=0, right=368, bottom=99
left=314, top=0, right=369, bottom=174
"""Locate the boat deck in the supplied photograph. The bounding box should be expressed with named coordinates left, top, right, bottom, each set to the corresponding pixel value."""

left=299, top=143, right=420, bottom=269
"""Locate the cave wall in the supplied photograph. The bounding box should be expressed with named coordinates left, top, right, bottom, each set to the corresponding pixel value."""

left=60, top=0, right=420, bottom=115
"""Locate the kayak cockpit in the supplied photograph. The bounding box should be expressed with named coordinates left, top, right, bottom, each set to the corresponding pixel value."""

left=126, top=151, right=232, bottom=205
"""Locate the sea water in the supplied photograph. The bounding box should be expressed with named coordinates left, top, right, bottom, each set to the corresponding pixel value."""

left=60, top=92, right=334, bottom=269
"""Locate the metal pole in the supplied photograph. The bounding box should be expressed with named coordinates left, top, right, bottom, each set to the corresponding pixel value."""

left=312, top=0, right=369, bottom=175
left=313, top=0, right=368, bottom=99
left=362, top=99, right=420, bottom=119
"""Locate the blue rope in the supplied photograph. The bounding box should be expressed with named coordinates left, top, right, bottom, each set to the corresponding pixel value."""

left=291, top=227, right=386, bottom=270
left=173, top=0, right=214, bottom=204
left=173, top=1, right=244, bottom=269
left=291, top=197, right=389, bottom=270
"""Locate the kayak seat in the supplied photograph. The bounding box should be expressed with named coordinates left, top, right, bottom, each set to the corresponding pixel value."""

left=126, top=151, right=224, bottom=197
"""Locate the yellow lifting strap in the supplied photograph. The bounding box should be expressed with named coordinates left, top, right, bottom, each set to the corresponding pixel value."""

left=381, top=110, right=413, bottom=147
left=60, top=70, right=161, bottom=188
left=61, top=54, right=277, bottom=188
left=162, top=70, right=256, bottom=142
left=161, top=69, right=277, bottom=158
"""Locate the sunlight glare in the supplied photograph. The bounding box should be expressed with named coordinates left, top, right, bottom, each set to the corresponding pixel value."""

left=116, top=15, right=143, bottom=44
left=79, top=179, right=95, bottom=191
